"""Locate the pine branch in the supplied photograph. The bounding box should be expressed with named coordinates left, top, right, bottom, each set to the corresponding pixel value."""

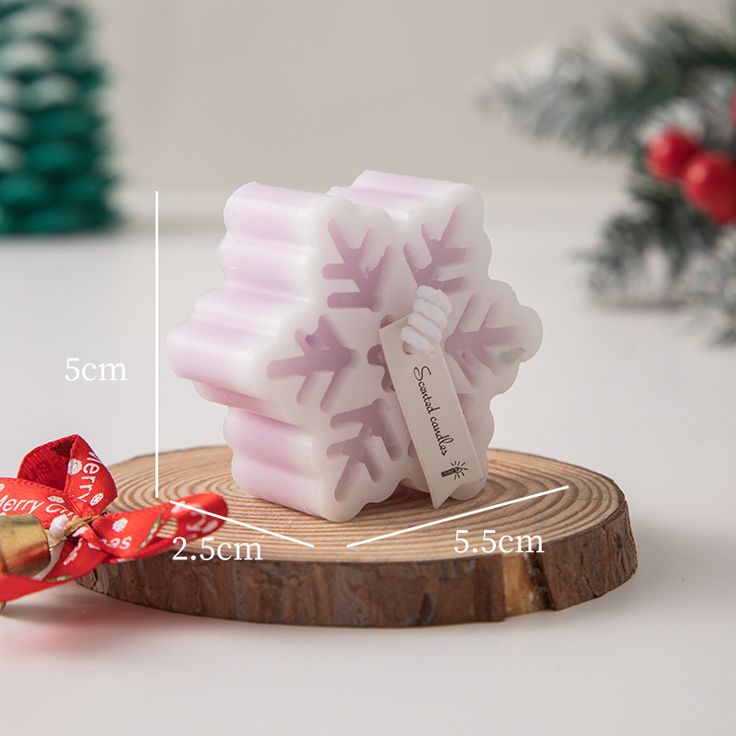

left=489, top=9, right=736, bottom=156
left=487, top=2, right=736, bottom=344
left=588, top=176, right=720, bottom=291
left=686, top=228, right=736, bottom=345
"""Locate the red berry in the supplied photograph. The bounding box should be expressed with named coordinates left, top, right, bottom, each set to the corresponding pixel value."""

left=646, top=128, right=701, bottom=181
left=682, top=151, right=736, bottom=224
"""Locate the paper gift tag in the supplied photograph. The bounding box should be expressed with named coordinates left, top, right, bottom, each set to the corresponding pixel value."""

left=379, top=316, right=484, bottom=507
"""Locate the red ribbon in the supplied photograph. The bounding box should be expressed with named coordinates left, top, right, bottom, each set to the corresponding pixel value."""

left=0, top=435, right=227, bottom=603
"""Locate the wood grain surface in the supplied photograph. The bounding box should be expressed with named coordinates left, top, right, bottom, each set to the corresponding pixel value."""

left=78, top=447, right=637, bottom=626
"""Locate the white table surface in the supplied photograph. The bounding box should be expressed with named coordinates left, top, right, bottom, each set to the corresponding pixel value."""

left=1, top=187, right=733, bottom=735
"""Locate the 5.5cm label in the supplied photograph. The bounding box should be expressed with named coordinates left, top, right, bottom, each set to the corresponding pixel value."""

left=454, top=529, right=544, bottom=555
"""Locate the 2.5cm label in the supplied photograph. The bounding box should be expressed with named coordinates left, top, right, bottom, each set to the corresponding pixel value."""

left=172, top=536, right=263, bottom=561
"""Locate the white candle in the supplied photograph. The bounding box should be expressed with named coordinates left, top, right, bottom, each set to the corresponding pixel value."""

left=168, top=171, right=542, bottom=521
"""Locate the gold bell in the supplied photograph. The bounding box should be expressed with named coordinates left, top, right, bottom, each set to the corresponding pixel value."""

left=0, top=515, right=51, bottom=612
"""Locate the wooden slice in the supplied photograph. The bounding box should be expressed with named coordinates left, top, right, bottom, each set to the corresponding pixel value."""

left=78, top=447, right=637, bottom=626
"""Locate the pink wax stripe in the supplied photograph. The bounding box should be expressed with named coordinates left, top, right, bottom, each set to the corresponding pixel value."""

left=219, top=236, right=311, bottom=296
left=224, top=183, right=322, bottom=242
left=225, top=409, right=314, bottom=476
left=193, top=286, right=296, bottom=336
left=168, top=320, right=260, bottom=395
left=327, top=186, right=422, bottom=220
left=352, top=170, right=454, bottom=198
left=195, top=384, right=271, bottom=415
left=231, top=452, right=321, bottom=517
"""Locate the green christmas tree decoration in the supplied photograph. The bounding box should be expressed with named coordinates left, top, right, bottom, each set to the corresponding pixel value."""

left=483, top=2, right=736, bottom=345
left=0, top=0, right=116, bottom=235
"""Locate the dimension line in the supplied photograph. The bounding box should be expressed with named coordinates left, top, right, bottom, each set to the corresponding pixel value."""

left=346, top=485, right=570, bottom=548
left=154, top=190, right=160, bottom=499
left=172, top=501, right=315, bottom=549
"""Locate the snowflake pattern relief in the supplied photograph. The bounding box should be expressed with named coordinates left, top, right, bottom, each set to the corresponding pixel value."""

left=168, top=171, right=542, bottom=521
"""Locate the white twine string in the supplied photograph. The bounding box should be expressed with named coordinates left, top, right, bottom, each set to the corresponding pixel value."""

left=400, top=285, right=452, bottom=354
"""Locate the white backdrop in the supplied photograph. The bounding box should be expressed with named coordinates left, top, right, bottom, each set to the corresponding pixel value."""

left=2, top=5, right=735, bottom=733
left=87, top=0, right=723, bottom=193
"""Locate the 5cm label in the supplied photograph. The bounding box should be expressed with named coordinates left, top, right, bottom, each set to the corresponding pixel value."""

left=65, top=357, right=128, bottom=382
left=454, top=529, right=544, bottom=555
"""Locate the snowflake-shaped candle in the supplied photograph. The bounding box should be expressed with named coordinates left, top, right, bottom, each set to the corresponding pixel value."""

left=168, top=171, right=542, bottom=521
